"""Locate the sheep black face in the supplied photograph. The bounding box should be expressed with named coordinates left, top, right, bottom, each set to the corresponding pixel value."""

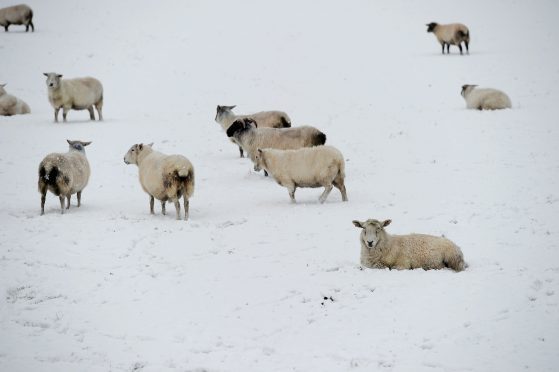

left=43, top=73, right=63, bottom=89
left=352, top=219, right=392, bottom=249
left=426, top=22, right=438, bottom=33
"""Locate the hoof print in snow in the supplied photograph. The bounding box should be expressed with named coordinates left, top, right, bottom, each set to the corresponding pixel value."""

left=321, top=296, right=334, bottom=306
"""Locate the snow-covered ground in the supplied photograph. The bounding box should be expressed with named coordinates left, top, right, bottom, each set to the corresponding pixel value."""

left=1, top=0, right=558, bottom=371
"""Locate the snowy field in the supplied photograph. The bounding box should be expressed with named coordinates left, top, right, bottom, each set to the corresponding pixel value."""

left=1, top=0, right=558, bottom=371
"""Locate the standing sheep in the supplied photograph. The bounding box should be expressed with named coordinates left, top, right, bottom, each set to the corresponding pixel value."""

left=461, top=84, right=512, bottom=110
left=38, top=140, right=92, bottom=215
left=215, top=105, right=291, bottom=158
left=43, top=72, right=104, bottom=123
left=0, top=4, right=34, bottom=32
left=253, top=146, right=348, bottom=203
left=0, top=83, right=30, bottom=116
left=124, top=143, right=195, bottom=221
left=426, top=22, right=469, bottom=54
left=227, top=118, right=326, bottom=172
left=352, top=219, right=465, bottom=271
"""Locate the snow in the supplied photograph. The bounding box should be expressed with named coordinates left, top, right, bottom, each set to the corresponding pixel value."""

left=1, top=0, right=558, bottom=371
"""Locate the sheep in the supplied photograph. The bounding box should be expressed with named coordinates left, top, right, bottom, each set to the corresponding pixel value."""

left=352, top=219, right=465, bottom=271
left=426, top=22, right=469, bottom=54
left=38, top=140, right=92, bottom=215
left=0, top=83, right=30, bottom=116
left=226, top=118, right=326, bottom=174
left=253, top=146, right=347, bottom=203
left=0, top=4, right=34, bottom=32
left=124, top=143, right=194, bottom=221
left=461, top=84, right=512, bottom=110
left=215, top=105, right=291, bottom=158
left=43, top=72, right=104, bottom=123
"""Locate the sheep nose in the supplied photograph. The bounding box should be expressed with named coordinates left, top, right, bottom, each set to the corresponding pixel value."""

left=367, top=241, right=374, bottom=247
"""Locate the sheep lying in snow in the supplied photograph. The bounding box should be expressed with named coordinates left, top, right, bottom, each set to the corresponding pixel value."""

left=43, top=72, right=104, bottom=123
left=461, top=85, right=512, bottom=110
left=227, top=118, right=326, bottom=174
left=352, top=219, right=465, bottom=271
left=0, top=4, right=34, bottom=32
left=215, top=105, right=291, bottom=158
left=426, top=22, right=469, bottom=54
left=0, top=83, right=30, bottom=116
left=124, top=143, right=195, bottom=221
left=38, top=140, right=92, bottom=215
left=253, top=146, right=347, bottom=203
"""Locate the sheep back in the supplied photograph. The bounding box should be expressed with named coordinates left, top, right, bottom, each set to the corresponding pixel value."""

left=38, top=152, right=90, bottom=196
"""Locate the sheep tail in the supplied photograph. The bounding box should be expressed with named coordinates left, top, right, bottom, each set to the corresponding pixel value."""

left=281, top=116, right=291, bottom=128
left=177, top=167, right=195, bottom=197
left=313, top=131, right=327, bottom=146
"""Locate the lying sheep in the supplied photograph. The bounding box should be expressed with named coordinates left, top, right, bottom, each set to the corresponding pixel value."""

left=43, top=72, right=103, bottom=123
left=38, top=140, right=92, bottom=215
left=352, top=219, right=465, bottom=271
left=253, top=146, right=347, bottom=203
left=227, top=118, right=326, bottom=173
left=426, top=22, right=469, bottom=54
left=215, top=105, right=291, bottom=157
left=461, top=84, right=512, bottom=110
left=0, top=83, right=30, bottom=116
left=0, top=4, right=34, bottom=32
left=124, top=143, right=194, bottom=221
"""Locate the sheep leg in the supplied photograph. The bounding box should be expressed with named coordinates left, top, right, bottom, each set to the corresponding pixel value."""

left=149, top=195, right=155, bottom=214
left=29, top=21, right=34, bottom=32
left=264, top=170, right=269, bottom=177
left=77, top=191, right=81, bottom=207
left=458, top=43, right=463, bottom=55
left=54, top=108, right=60, bottom=123
left=333, top=178, right=348, bottom=201
left=441, top=43, right=445, bottom=54
left=446, top=43, right=450, bottom=54
left=59, top=196, right=65, bottom=214
left=66, top=195, right=71, bottom=209
left=88, top=106, right=95, bottom=120
left=4, top=24, right=8, bottom=32
left=161, top=201, right=166, bottom=215
left=95, top=100, right=103, bottom=121
left=183, top=196, right=189, bottom=221
left=40, top=192, right=46, bottom=215
left=174, top=200, right=181, bottom=220
left=287, top=184, right=296, bottom=203
left=319, top=184, right=334, bottom=204
left=465, top=40, right=469, bottom=54
left=62, top=107, right=69, bottom=122
left=238, top=146, right=244, bottom=158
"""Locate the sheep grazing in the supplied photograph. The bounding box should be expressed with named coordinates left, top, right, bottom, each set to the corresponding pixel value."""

left=124, top=143, right=195, bottom=221
left=226, top=118, right=326, bottom=172
left=215, top=105, right=291, bottom=158
left=0, top=83, right=30, bottom=116
left=0, top=4, right=34, bottom=32
left=461, top=84, right=512, bottom=110
left=426, top=22, right=469, bottom=54
left=352, top=219, right=465, bottom=271
left=43, top=72, right=104, bottom=123
left=253, top=146, right=347, bottom=203
left=38, top=140, right=92, bottom=215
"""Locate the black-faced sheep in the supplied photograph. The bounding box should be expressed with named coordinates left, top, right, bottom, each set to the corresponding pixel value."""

left=215, top=105, right=291, bottom=158
left=226, top=118, right=326, bottom=173
left=124, top=143, right=195, bottom=221
left=38, top=140, right=92, bottom=215
left=426, top=22, right=469, bottom=54
left=43, top=73, right=104, bottom=123
left=253, top=146, right=347, bottom=203
left=461, top=84, right=512, bottom=110
left=352, top=219, right=465, bottom=271
left=0, top=83, right=30, bottom=116
left=0, top=4, right=34, bottom=32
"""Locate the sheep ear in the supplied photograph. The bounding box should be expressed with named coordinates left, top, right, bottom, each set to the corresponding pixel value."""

left=66, top=139, right=72, bottom=145
left=43, top=73, right=48, bottom=77
left=382, top=219, right=392, bottom=227
left=257, top=148, right=263, bottom=154
left=352, top=220, right=364, bottom=228
left=139, top=144, right=143, bottom=150
left=82, top=141, right=92, bottom=146
left=57, top=74, right=63, bottom=78
left=147, top=142, right=154, bottom=147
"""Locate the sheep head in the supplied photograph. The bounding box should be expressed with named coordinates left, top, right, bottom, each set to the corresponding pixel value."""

left=461, top=84, right=477, bottom=98
left=124, top=143, right=153, bottom=165
left=226, top=118, right=257, bottom=138
left=352, top=219, right=391, bottom=249
left=43, top=72, right=63, bottom=89
left=426, top=22, right=438, bottom=32
left=215, top=105, right=236, bottom=121
left=67, top=140, right=92, bottom=153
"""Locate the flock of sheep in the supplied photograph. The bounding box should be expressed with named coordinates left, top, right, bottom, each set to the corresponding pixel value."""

left=4, top=3, right=518, bottom=272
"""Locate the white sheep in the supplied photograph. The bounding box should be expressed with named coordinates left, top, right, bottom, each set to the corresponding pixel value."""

left=124, top=143, right=195, bottom=221
left=43, top=72, right=104, bottom=123
left=0, top=4, right=34, bottom=32
left=0, top=83, right=30, bottom=116
left=215, top=105, right=291, bottom=158
left=38, top=140, right=92, bottom=215
left=253, top=145, right=348, bottom=203
left=352, top=219, right=465, bottom=271
left=426, top=22, right=469, bottom=54
left=461, top=84, right=512, bottom=110
left=227, top=118, right=326, bottom=174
